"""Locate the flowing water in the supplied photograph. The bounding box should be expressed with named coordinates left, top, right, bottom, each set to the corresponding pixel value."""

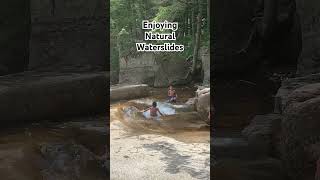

left=110, top=87, right=210, bottom=180
left=111, top=87, right=210, bottom=143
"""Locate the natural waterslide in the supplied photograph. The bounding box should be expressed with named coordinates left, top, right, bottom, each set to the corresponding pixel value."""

left=110, top=86, right=210, bottom=180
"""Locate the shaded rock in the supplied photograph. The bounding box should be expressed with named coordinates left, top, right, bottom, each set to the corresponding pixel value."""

left=242, top=114, right=282, bottom=157
left=29, top=0, right=107, bottom=70
left=274, top=73, right=320, bottom=113
left=296, top=0, right=320, bottom=75
left=278, top=75, right=320, bottom=179
left=0, top=71, right=107, bottom=123
left=213, top=137, right=251, bottom=160
left=0, top=0, right=30, bottom=74
left=110, top=84, right=149, bottom=101
left=39, top=142, right=107, bottom=180
left=213, top=158, right=286, bottom=180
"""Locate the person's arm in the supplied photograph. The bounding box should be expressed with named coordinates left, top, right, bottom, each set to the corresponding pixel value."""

left=158, top=109, right=164, bottom=116
left=142, top=107, right=150, bottom=112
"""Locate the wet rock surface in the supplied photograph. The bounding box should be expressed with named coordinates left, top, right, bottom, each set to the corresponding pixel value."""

left=110, top=87, right=210, bottom=179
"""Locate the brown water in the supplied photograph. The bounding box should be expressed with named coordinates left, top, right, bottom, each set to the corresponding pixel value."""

left=110, top=87, right=210, bottom=144
left=0, top=116, right=107, bottom=180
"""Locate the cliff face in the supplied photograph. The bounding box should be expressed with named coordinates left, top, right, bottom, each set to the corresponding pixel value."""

left=0, top=0, right=30, bottom=74
left=29, top=0, right=108, bottom=70
left=212, top=0, right=255, bottom=74
left=119, top=53, right=190, bottom=87
left=0, top=0, right=108, bottom=74
left=296, top=0, right=320, bottom=75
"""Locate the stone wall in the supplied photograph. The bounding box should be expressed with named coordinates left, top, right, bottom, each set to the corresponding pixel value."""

left=29, top=0, right=107, bottom=70
left=296, top=0, right=320, bottom=75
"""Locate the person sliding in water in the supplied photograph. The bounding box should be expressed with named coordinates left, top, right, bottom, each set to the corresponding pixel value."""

left=143, top=102, right=164, bottom=117
left=168, top=85, right=178, bottom=103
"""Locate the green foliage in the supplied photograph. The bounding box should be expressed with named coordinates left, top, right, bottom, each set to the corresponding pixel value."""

left=110, top=0, right=210, bottom=72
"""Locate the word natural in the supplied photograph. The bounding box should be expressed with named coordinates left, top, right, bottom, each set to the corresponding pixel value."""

left=136, top=20, right=184, bottom=52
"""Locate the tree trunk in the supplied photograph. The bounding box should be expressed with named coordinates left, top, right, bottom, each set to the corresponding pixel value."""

left=192, top=0, right=202, bottom=74
left=191, top=0, right=197, bottom=44
left=207, top=0, right=210, bottom=32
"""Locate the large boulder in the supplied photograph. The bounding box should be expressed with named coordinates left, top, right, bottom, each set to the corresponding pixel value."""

left=29, top=0, right=107, bottom=70
left=119, top=53, right=156, bottom=86
left=242, top=114, right=282, bottom=157
left=274, top=73, right=320, bottom=113
left=195, top=87, right=210, bottom=123
left=296, top=0, right=320, bottom=75
left=277, top=74, right=320, bottom=179
left=110, top=84, right=149, bottom=101
left=0, top=71, right=107, bottom=123
left=119, top=53, right=189, bottom=87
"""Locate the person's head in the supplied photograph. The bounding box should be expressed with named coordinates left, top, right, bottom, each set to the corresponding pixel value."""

left=152, top=101, right=157, bottom=107
left=169, top=85, right=173, bottom=90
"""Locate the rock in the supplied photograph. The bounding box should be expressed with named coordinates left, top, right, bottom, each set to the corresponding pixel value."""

left=29, top=0, right=107, bottom=70
left=119, top=53, right=156, bottom=86
left=274, top=73, right=320, bottom=113
left=242, top=114, right=282, bottom=157
left=296, top=0, right=320, bottom=75
left=0, top=71, right=107, bottom=123
left=110, top=84, right=149, bottom=101
left=213, top=158, right=286, bottom=180
left=185, top=97, right=197, bottom=110
left=195, top=88, right=210, bottom=123
left=119, top=53, right=190, bottom=87
left=212, top=0, right=255, bottom=74
left=40, top=142, right=107, bottom=180
left=213, top=0, right=301, bottom=76
left=153, top=55, right=190, bottom=87
left=278, top=75, right=320, bottom=179
left=213, top=137, right=251, bottom=159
